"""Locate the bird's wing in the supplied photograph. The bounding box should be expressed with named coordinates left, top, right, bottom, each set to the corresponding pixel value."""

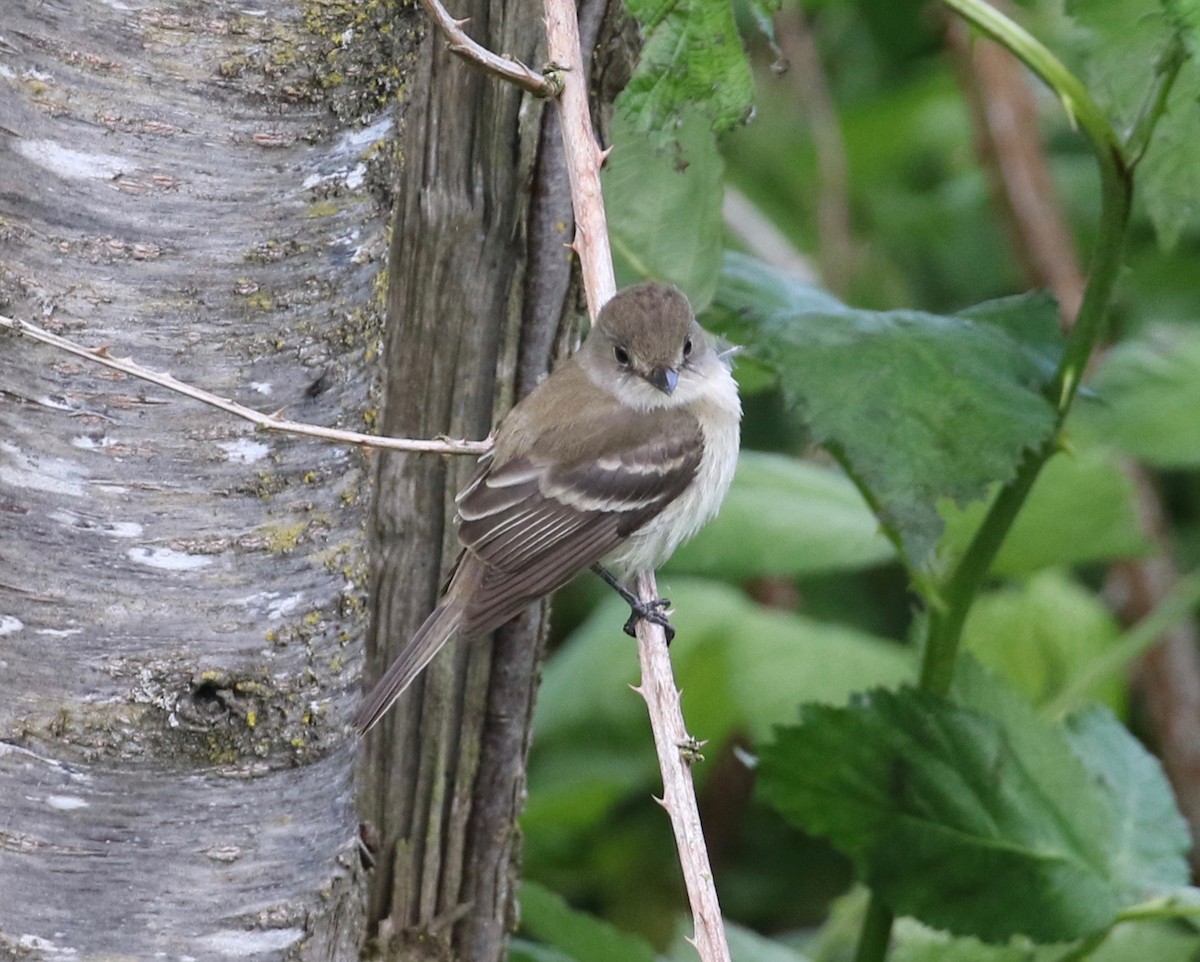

left=451, top=407, right=703, bottom=633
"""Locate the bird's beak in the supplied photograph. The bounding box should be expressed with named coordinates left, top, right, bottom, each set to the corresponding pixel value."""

left=648, top=366, right=679, bottom=395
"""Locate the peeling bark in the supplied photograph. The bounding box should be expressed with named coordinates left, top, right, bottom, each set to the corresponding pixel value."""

left=0, top=1, right=413, bottom=957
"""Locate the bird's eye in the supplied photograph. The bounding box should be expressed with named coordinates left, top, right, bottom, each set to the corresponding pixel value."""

left=614, top=345, right=630, bottom=366
left=683, top=337, right=693, bottom=359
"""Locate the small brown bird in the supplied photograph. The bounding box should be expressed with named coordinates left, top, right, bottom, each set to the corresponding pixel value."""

left=352, top=283, right=741, bottom=733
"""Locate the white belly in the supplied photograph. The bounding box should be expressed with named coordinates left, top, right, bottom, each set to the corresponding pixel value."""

left=608, top=366, right=741, bottom=575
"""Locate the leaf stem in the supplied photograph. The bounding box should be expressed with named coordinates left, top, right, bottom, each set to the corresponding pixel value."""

left=919, top=442, right=1050, bottom=693
left=912, top=0, right=1133, bottom=699
left=1124, top=34, right=1189, bottom=168
left=865, top=2, right=1174, bottom=960
left=853, top=898, right=894, bottom=962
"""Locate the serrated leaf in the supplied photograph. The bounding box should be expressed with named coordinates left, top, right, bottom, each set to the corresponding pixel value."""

left=1084, top=324, right=1200, bottom=467
left=604, top=105, right=724, bottom=310
left=891, top=919, right=1069, bottom=962
left=760, top=671, right=1189, bottom=942
left=620, top=0, right=755, bottom=133
left=711, top=253, right=1060, bottom=567
left=519, top=881, right=657, bottom=962
left=892, top=916, right=1200, bottom=962
left=665, top=452, right=896, bottom=578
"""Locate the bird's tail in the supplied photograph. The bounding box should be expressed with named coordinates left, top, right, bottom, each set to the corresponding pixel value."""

left=351, top=601, right=462, bottom=734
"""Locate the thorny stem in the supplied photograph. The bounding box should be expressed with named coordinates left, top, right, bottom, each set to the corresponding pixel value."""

left=542, top=1, right=732, bottom=958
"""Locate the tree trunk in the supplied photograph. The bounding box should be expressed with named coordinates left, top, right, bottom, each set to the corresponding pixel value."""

left=355, top=6, right=554, bottom=960
left=0, top=1, right=412, bottom=956
left=355, top=0, right=618, bottom=957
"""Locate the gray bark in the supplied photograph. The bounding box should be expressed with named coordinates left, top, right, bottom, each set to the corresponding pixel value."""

left=354, top=0, right=620, bottom=956
left=0, top=1, right=412, bottom=957
left=355, top=3, right=555, bottom=958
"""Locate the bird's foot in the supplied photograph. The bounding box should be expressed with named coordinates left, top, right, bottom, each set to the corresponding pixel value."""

left=622, top=596, right=675, bottom=644
left=591, top=563, right=676, bottom=644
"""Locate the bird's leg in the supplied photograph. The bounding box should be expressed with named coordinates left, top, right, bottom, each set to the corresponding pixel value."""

left=590, top=564, right=675, bottom=644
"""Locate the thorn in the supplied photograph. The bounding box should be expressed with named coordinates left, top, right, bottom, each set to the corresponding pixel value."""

left=628, top=683, right=643, bottom=696
left=685, top=934, right=699, bottom=949
left=652, top=794, right=667, bottom=809
left=453, top=16, right=471, bottom=28
left=92, top=345, right=113, bottom=357
left=598, top=145, right=613, bottom=166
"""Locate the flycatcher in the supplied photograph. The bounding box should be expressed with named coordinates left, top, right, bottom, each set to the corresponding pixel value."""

left=352, top=282, right=741, bottom=733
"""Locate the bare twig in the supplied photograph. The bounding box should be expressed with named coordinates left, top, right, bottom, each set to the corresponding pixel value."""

left=543, top=0, right=616, bottom=318
left=0, top=313, right=491, bottom=456
left=417, top=0, right=561, bottom=98
left=541, top=3, right=732, bottom=959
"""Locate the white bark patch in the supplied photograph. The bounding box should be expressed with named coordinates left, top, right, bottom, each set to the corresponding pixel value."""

left=45, top=794, right=89, bottom=811
left=199, top=928, right=305, bottom=955
left=217, top=439, right=271, bottom=464
left=16, top=139, right=128, bottom=180
left=126, top=547, right=212, bottom=571
left=0, top=615, right=24, bottom=636
left=0, top=442, right=86, bottom=497
left=49, top=509, right=143, bottom=539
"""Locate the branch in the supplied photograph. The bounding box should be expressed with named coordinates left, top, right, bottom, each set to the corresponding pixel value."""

left=0, top=313, right=491, bottom=456
left=418, top=0, right=562, bottom=98
left=543, top=0, right=616, bottom=318
left=541, top=5, right=732, bottom=961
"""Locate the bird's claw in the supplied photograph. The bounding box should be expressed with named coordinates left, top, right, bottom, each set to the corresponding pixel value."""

left=622, top=596, right=674, bottom=644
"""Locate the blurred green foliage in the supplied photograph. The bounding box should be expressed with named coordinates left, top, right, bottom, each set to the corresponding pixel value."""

left=516, top=0, right=1200, bottom=959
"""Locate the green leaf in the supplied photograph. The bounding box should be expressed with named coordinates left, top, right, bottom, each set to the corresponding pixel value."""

left=938, top=443, right=1149, bottom=576
left=509, top=939, right=578, bottom=962
left=712, top=253, right=1060, bottom=567
left=1063, top=708, right=1192, bottom=894
left=891, top=915, right=1200, bottom=962
left=1084, top=324, right=1200, bottom=467
left=1138, top=60, right=1200, bottom=250
left=1090, top=919, right=1200, bottom=962
left=891, top=920, right=1069, bottom=962
left=604, top=105, right=725, bottom=311
left=961, top=570, right=1125, bottom=712
left=518, top=881, right=657, bottom=962
left=1064, top=0, right=1174, bottom=126
left=1063, top=0, right=1200, bottom=247
left=665, top=452, right=896, bottom=578
left=667, top=918, right=815, bottom=962
left=759, top=670, right=1190, bottom=942
left=534, top=579, right=913, bottom=747
left=620, top=0, right=755, bottom=134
